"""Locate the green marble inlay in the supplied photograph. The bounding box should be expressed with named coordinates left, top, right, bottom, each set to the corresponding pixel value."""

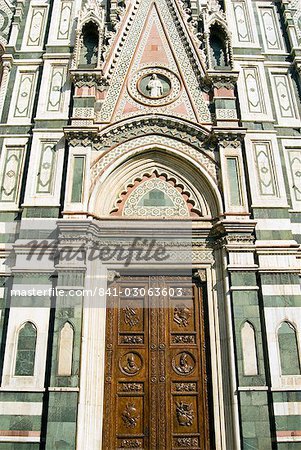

left=15, top=322, right=37, bottom=376
left=0, top=445, right=39, bottom=450
left=71, top=157, right=85, bottom=203
left=138, top=189, right=173, bottom=207
left=227, top=157, right=242, bottom=206
left=278, top=322, right=301, bottom=375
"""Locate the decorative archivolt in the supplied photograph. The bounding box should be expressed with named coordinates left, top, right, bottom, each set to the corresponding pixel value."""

left=0, top=0, right=15, bottom=47
left=90, top=149, right=221, bottom=218
left=110, top=170, right=203, bottom=218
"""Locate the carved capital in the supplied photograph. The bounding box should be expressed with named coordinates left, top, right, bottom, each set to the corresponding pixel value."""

left=107, top=270, right=120, bottom=282
left=207, top=71, right=239, bottom=90
left=70, top=71, right=109, bottom=90
left=64, top=127, right=99, bottom=147
left=193, top=269, right=207, bottom=282
left=210, top=129, right=246, bottom=149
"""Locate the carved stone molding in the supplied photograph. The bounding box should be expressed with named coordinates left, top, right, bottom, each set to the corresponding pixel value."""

left=64, top=127, right=99, bottom=147
left=192, top=268, right=207, bottom=282
left=107, top=270, right=120, bottom=282
left=65, top=116, right=214, bottom=151
left=207, top=71, right=240, bottom=90
left=70, top=71, right=109, bottom=90
left=212, top=129, right=246, bottom=149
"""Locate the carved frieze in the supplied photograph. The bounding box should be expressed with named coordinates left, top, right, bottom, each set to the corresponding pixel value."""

left=119, top=382, right=143, bottom=392
left=174, top=382, right=197, bottom=392
left=175, top=437, right=199, bottom=447
left=120, top=335, right=144, bottom=344
left=70, top=71, right=109, bottom=90
left=172, top=335, right=196, bottom=344
left=120, top=439, right=141, bottom=448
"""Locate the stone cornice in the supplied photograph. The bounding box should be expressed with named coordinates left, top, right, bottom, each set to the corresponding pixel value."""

left=70, top=70, right=109, bottom=90
left=207, top=70, right=240, bottom=89
left=64, top=116, right=212, bottom=150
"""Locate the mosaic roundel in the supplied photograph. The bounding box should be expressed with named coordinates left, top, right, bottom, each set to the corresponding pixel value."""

left=128, top=67, right=181, bottom=106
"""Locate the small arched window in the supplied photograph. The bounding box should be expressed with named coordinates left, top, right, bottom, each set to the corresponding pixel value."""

left=57, top=322, right=74, bottom=376
left=209, top=24, right=229, bottom=69
left=15, top=322, right=37, bottom=376
left=79, top=22, right=99, bottom=68
left=278, top=321, right=301, bottom=376
left=241, top=321, right=258, bottom=376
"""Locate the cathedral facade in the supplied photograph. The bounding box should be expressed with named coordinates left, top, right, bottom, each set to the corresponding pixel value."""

left=0, top=0, right=300, bottom=448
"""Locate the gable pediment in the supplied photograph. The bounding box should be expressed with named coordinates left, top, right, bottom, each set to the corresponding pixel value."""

left=99, top=0, right=211, bottom=124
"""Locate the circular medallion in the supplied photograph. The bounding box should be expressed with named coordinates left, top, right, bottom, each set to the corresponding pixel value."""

left=172, top=351, right=195, bottom=376
left=138, top=73, right=171, bottom=99
left=128, top=67, right=181, bottom=106
left=119, top=352, right=143, bottom=376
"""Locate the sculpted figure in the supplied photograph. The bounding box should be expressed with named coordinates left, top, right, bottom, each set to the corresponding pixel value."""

left=146, top=74, right=163, bottom=97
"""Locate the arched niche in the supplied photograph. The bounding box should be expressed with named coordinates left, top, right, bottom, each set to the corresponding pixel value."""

left=278, top=321, right=301, bottom=376
left=241, top=321, right=258, bottom=376
left=15, top=322, right=37, bottom=376
left=89, top=148, right=222, bottom=220
left=58, top=322, right=74, bottom=377
left=79, top=21, right=99, bottom=68
left=209, top=23, right=230, bottom=69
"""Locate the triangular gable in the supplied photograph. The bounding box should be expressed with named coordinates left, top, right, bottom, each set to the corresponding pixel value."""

left=100, top=0, right=211, bottom=123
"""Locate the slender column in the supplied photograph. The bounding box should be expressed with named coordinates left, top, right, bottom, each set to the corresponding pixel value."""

left=0, top=60, right=12, bottom=119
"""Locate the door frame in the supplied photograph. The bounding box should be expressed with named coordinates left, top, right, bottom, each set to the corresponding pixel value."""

left=75, top=259, right=240, bottom=450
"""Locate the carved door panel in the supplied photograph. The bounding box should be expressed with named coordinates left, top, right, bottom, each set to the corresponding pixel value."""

left=102, top=275, right=210, bottom=450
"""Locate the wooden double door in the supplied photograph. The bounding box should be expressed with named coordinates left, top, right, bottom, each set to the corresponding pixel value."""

left=102, top=275, right=211, bottom=449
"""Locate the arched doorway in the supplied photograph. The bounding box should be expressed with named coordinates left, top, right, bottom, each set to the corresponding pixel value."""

left=81, top=142, right=227, bottom=449
left=72, top=135, right=235, bottom=450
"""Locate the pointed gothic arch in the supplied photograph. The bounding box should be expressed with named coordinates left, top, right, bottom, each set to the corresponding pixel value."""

left=79, top=21, right=99, bottom=68
left=241, top=321, right=258, bottom=376
left=14, top=321, right=37, bottom=376
left=110, top=170, right=203, bottom=218
left=57, top=321, right=74, bottom=376
left=277, top=321, right=301, bottom=376
left=208, top=22, right=231, bottom=69
left=88, top=143, right=222, bottom=219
